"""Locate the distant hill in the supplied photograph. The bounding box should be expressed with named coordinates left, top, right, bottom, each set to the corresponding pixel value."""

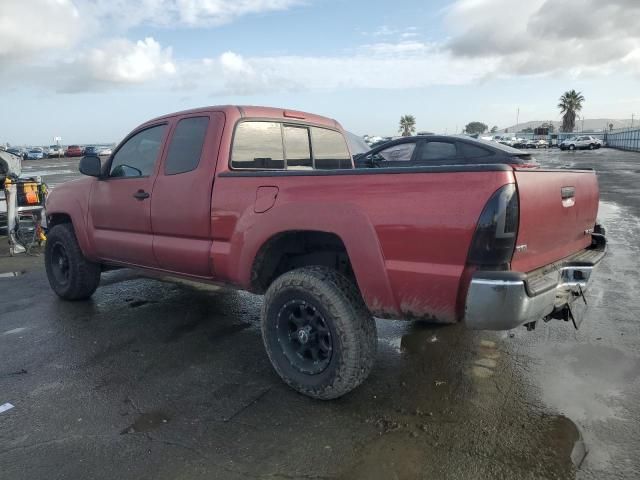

left=498, top=119, right=634, bottom=133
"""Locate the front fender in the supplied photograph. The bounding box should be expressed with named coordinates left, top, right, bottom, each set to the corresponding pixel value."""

left=46, top=178, right=97, bottom=260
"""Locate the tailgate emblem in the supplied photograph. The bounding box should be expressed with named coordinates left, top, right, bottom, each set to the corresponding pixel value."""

left=561, top=186, right=575, bottom=208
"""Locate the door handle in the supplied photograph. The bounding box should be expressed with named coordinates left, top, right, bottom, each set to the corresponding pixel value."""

left=133, top=190, right=150, bottom=200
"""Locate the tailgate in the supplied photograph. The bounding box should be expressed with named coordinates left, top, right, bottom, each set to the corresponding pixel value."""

left=511, top=168, right=599, bottom=273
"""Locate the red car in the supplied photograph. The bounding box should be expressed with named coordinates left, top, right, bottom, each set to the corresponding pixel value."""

left=65, top=145, right=84, bottom=157
left=44, top=105, right=606, bottom=399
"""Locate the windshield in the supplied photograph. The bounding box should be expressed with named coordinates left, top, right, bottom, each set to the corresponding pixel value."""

left=344, top=131, right=370, bottom=155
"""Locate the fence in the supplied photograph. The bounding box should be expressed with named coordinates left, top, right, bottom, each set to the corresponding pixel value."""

left=492, top=128, right=640, bottom=151
left=603, top=128, right=640, bottom=151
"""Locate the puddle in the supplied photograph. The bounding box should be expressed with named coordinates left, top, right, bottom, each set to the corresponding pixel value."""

left=120, top=411, right=170, bottom=434
left=0, top=271, right=26, bottom=278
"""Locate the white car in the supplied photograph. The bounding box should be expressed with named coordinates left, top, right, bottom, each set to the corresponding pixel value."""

left=97, top=147, right=113, bottom=156
left=535, top=139, right=549, bottom=148
left=498, top=136, right=517, bottom=147
left=48, top=145, right=64, bottom=157
left=560, top=135, right=602, bottom=150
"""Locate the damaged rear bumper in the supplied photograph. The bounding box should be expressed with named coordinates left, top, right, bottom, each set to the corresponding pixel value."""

left=464, top=234, right=606, bottom=331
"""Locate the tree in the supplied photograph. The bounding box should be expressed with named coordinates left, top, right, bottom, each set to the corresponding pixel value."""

left=519, top=127, right=534, bottom=133
left=558, top=90, right=585, bottom=132
left=464, top=122, right=488, bottom=135
left=398, top=115, right=416, bottom=137
left=609, top=123, right=614, bottom=132
left=490, top=125, right=498, bottom=133
left=398, top=115, right=416, bottom=136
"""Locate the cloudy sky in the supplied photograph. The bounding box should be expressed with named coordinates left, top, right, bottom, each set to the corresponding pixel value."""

left=2, top=0, right=640, bottom=144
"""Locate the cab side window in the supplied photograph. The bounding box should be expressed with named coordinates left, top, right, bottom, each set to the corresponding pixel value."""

left=110, top=125, right=166, bottom=178
left=164, top=117, right=209, bottom=175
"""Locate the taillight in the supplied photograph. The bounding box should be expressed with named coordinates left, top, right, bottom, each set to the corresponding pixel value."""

left=467, top=184, right=519, bottom=269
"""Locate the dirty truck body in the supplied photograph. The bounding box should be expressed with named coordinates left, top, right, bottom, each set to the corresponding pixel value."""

left=44, top=106, right=606, bottom=399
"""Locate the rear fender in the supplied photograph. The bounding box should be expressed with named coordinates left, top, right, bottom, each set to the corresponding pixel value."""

left=215, top=201, right=400, bottom=317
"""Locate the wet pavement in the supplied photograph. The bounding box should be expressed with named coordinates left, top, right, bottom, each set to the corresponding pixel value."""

left=1, top=150, right=639, bottom=479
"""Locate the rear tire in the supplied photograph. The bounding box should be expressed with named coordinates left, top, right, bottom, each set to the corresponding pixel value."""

left=45, top=223, right=101, bottom=300
left=569, top=144, right=576, bottom=151
left=261, top=266, right=377, bottom=400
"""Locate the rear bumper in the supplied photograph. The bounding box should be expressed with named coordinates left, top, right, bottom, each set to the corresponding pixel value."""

left=464, top=235, right=606, bottom=330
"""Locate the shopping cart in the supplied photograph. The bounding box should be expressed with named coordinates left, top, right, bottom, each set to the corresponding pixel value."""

left=2, top=177, right=48, bottom=255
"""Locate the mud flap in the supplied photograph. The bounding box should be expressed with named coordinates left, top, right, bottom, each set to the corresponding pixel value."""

left=566, top=285, right=589, bottom=329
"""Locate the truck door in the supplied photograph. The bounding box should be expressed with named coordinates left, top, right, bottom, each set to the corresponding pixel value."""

left=88, top=123, right=168, bottom=267
left=151, top=112, right=225, bottom=277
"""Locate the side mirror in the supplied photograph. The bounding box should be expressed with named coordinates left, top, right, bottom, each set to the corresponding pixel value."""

left=79, top=155, right=102, bottom=177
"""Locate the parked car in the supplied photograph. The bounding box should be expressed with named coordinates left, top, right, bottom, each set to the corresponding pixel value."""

left=44, top=105, right=606, bottom=399
left=26, top=147, right=45, bottom=160
left=97, top=147, right=113, bottom=156
left=498, top=137, right=518, bottom=147
left=65, top=145, right=84, bottom=157
left=560, top=135, right=602, bottom=150
left=84, top=146, right=99, bottom=156
left=6, top=147, right=25, bottom=159
left=48, top=145, right=64, bottom=157
left=344, top=132, right=370, bottom=161
left=354, top=135, right=538, bottom=168
left=534, top=139, right=549, bottom=148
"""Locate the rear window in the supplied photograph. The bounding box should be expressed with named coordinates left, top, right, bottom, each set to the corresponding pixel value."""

left=164, top=116, right=209, bottom=175
left=311, top=127, right=351, bottom=169
left=283, top=125, right=312, bottom=170
left=231, top=122, right=285, bottom=169
left=231, top=122, right=351, bottom=170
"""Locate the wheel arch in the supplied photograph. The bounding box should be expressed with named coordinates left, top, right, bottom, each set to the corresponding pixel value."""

left=216, top=202, right=401, bottom=317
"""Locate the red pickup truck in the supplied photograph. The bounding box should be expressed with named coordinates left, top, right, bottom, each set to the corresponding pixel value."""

left=44, top=106, right=606, bottom=399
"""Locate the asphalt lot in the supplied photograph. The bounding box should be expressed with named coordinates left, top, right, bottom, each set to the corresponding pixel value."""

left=1, top=148, right=639, bottom=479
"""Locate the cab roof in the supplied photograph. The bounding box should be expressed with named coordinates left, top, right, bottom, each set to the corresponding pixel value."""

left=144, top=105, right=340, bottom=130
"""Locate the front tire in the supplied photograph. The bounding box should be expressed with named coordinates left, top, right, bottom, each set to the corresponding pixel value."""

left=261, top=266, right=377, bottom=400
left=569, top=144, right=576, bottom=151
left=589, top=143, right=595, bottom=150
left=45, top=223, right=101, bottom=300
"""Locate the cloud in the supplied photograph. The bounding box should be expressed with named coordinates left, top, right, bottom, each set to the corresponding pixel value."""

left=0, top=0, right=305, bottom=63
left=180, top=44, right=499, bottom=95
left=446, top=0, right=640, bottom=76
left=0, top=0, right=303, bottom=92
left=84, top=0, right=303, bottom=28
left=83, top=37, right=176, bottom=85
left=0, top=37, right=176, bottom=93
left=0, top=0, right=83, bottom=61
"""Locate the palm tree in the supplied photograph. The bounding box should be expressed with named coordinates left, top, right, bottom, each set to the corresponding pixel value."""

left=558, top=90, right=585, bottom=132
left=399, top=115, right=416, bottom=136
